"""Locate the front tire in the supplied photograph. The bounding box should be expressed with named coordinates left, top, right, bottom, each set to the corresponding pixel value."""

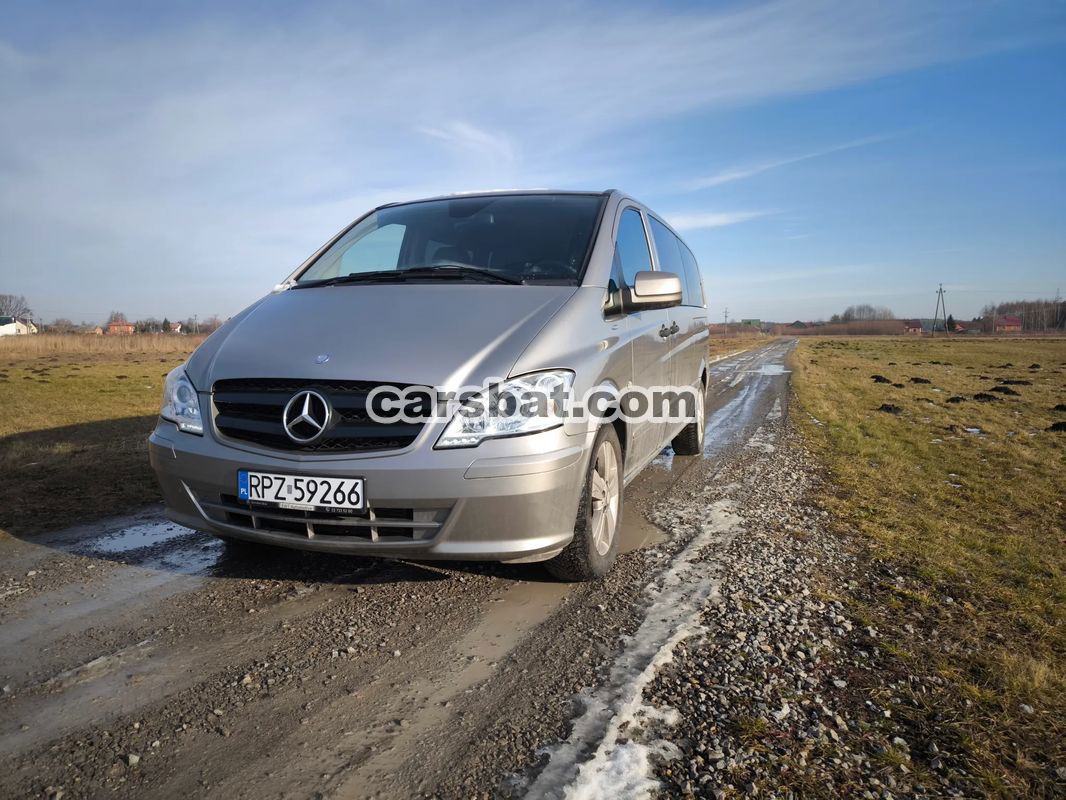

left=545, top=425, right=623, bottom=582
left=670, top=383, right=705, bottom=456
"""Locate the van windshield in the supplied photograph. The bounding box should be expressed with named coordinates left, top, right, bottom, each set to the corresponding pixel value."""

left=296, top=193, right=604, bottom=286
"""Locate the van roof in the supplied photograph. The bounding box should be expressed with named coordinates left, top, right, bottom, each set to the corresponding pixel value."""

left=377, top=189, right=614, bottom=208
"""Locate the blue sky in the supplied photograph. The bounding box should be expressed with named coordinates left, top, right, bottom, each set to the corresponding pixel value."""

left=1, top=0, right=1064, bottom=324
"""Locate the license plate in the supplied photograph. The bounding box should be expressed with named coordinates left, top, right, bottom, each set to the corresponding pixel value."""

left=237, top=470, right=365, bottom=513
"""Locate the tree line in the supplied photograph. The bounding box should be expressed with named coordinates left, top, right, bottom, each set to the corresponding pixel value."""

left=2, top=295, right=226, bottom=334
left=978, top=298, right=1066, bottom=332
left=828, top=304, right=896, bottom=324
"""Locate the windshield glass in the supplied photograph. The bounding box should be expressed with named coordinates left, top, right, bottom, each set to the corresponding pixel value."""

left=297, top=193, right=604, bottom=285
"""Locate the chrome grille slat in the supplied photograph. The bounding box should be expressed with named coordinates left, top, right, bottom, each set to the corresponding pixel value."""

left=212, top=378, right=425, bottom=453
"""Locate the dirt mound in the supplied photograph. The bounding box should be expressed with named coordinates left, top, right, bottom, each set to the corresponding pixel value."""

left=989, top=386, right=1020, bottom=396
left=870, top=375, right=891, bottom=384
left=946, top=396, right=966, bottom=404
left=973, top=393, right=998, bottom=402
left=1049, top=421, right=1066, bottom=432
left=1029, top=363, right=1041, bottom=370
left=1000, top=379, right=1031, bottom=385
left=878, top=404, right=902, bottom=415
left=909, top=377, right=931, bottom=384
left=1054, top=404, right=1066, bottom=413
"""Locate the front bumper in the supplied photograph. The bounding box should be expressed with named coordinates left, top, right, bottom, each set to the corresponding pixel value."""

left=148, top=421, right=591, bottom=562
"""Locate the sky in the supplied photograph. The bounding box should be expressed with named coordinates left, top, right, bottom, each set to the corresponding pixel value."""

left=1, top=0, right=1064, bottom=324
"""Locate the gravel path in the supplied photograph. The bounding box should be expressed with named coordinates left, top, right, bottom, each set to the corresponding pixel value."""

left=550, top=413, right=985, bottom=799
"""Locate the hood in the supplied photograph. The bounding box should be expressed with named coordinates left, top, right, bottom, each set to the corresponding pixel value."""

left=185, top=283, right=577, bottom=390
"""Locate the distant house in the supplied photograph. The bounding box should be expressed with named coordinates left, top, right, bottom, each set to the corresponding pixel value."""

left=0, top=316, right=29, bottom=336
left=740, top=319, right=761, bottom=328
left=995, top=315, right=1023, bottom=333
left=789, top=320, right=808, bottom=329
left=105, top=320, right=135, bottom=335
left=166, top=322, right=183, bottom=334
left=905, top=319, right=923, bottom=335
left=91, top=326, right=104, bottom=335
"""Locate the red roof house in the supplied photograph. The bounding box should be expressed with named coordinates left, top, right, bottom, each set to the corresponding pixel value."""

left=105, top=320, right=135, bottom=335
left=995, top=315, right=1022, bottom=333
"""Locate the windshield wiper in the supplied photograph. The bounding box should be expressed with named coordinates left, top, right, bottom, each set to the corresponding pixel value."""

left=398, top=265, right=522, bottom=284
left=295, top=264, right=522, bottom=288
left=293, top=270, right=406, bottom=288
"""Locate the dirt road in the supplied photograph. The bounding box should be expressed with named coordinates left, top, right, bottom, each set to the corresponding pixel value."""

left=0, top=340, right=795, bottom=799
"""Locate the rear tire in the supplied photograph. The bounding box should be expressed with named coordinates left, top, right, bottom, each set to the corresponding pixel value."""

left=545, top=425, right=623, bottom=582
left=670, top=383, right=706, bottom=456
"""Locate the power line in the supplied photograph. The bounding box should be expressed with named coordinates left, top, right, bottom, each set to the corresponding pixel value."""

left=932, top=283, right=948, bottom=335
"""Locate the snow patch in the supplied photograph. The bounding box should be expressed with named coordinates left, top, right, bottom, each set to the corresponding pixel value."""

left=752, top=363, right=790, bottom=376
left=745, top=426, right=776, bottom=453
left=527, top=501, right=744, bottom=799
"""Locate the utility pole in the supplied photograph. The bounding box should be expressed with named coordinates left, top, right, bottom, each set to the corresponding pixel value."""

left=723, top=307, right=729, bottom=326
left=932, top=284, right=948, bottom=336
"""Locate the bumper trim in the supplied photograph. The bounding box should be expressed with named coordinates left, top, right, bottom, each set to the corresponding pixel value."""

left=463, top=444, right=584, bottom=479
left=197, top=498, right=440, bottom=531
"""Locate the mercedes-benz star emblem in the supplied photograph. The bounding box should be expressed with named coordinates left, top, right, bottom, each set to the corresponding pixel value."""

left=282, top=390, right=331, bottom=443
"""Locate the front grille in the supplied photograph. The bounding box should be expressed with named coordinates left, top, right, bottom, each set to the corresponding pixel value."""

left=197, top=492, right=447, bottom=543
left=212, top=378, right=424, bottom=453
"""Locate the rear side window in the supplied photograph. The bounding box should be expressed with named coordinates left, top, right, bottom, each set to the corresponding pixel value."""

left=648, top=216, right=684, bottom=276
left=649, top=216, right=705, bottom=307
left=679, top=244, right=705, bottom=307
left=615, top=208, right=652, bottom=286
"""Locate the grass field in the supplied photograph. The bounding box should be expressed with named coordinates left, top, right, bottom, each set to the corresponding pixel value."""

left=792, top=336, right=1066, bottom=795
left=708, top=332, right=770, bottom=358
left=0, top=335, right=204, bottom=534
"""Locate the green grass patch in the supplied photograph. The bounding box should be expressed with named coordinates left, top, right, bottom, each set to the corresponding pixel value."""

left=792, top=336, right=1066, bottom=796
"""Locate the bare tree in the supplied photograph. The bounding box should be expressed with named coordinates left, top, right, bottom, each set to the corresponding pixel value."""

left=840, top=304, right=895, bottom=322
left=0, top=294, right=32, bottom=319
left=979, top=297, right=1065, bottom=332
left=107, top=310, right=128, bottom=324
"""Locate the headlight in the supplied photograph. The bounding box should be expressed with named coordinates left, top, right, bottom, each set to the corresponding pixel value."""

left=160, top=366, right=203, bottom=435
left=436, top=370, right=574, bottom=449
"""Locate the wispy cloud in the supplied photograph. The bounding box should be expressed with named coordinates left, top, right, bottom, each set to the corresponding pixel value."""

left=418, top=121, right=517, bottom=165
left=667, top=210, right=773, bottom=231
left=687, top=132, right=902, bottom=190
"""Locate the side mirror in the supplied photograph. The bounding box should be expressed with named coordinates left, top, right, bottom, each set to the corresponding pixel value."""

left=625, top=271, right=682, bottom=310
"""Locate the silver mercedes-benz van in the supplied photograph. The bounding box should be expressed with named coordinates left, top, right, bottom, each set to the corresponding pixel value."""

left=149, top=190, right=708, bottom=580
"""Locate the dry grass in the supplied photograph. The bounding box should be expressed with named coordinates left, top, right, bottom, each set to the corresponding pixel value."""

left=709, top=332, right=770, bottom=358
left=0, top=345, right=198, bottom=534
left=0, top=332, right=207, bottom=355
left=792, top=336, right=1066, bottom=795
